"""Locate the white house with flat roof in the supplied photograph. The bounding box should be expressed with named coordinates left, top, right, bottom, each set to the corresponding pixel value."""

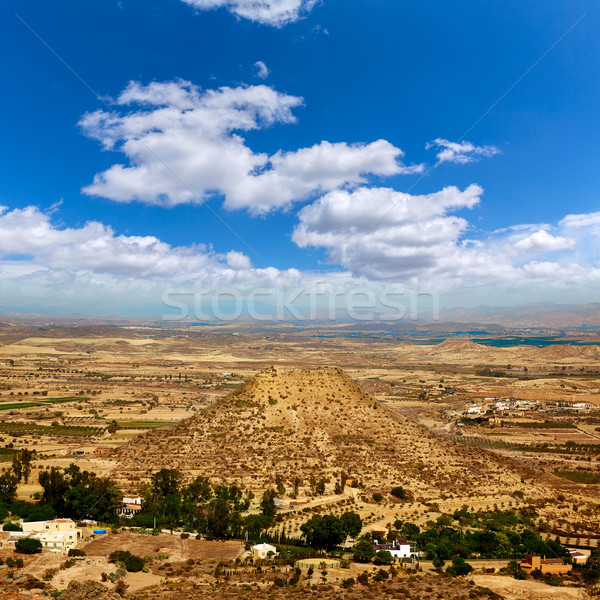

left=251, top=543, right=278, bottom=560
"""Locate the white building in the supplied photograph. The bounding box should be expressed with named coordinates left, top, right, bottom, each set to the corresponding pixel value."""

left=118, top=495, right=143, bottom=518
left=251, top=543, right=278, bottom=560
left=22, top=518, right=80, bottom=537
left=373, top=537, right=417, bottom=559
left=8, top=531, right=78, bottom=553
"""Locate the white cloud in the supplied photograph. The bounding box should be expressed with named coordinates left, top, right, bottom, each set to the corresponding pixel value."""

left=513, top=230, right=575, bottom=253
left=559, top=210, right=600, bottom=229
left=2, top=200, right=600, bottom=315
left=0, top=205, right=254, bottom=280
left=293, top=184, right=484, bottom=280
left=180, top=0, right=319, bottom=26
left=292, top=183, right=600, bottom=293
left=81, top=80, right=422, bottom=215
left=254, top=60, right=270, bottom=79
left=426, top=138, right=500, bottom=164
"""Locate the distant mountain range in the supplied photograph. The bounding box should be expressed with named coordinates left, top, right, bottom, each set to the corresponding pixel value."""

left=2, top=302, right=600, bottom=330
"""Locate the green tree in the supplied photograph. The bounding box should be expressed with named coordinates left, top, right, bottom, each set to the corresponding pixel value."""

left=150, top=468, right=182, bottom=499
left=353, top=538, right=376, bottom=563
left=300, top=514, right=345, bottom=551
left=260, top=488, right=277, bottom=518
left=340, top=511, right=362, bottom=539
left=446, top=556, right=473, bottom=577
left=205, top=497, right=241, bottom=539
left=183, top=476, right=212, bottom=505
left=291, top=476, right=302, bottom=499
left=11, top=454, right=22, bottom=482
left=315, top=477, right=326, bottom=496
left=38, top=467, right=68, bottom=514
left=374, top=550, right=394, bottom=565
left=21, top=449, right=33, bottom=483
left=0, top=471, right=18, bottom=504
left=275, top=474, right=286, bottom=497
left=15, top=538, right=42, bottom=554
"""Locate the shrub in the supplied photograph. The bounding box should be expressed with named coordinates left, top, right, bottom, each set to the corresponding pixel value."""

left=391, top=486, right=407, bottom=500
left=15, top=538, right=42, bottom=554
left=68, top=548, right=86, bottom=557
left=114, top=579, right=128, bottom=595
left=341, top=577, right=355, bottom=588
left=3, top=522, right=22, bottom=531
left=357, top=571, right=369, bottom=585
left=124, top=554, right=144, bottom=573
left=372, top=493, right=383, bottom=503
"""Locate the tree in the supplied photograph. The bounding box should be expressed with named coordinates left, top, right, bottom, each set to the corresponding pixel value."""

left=292, top=476, right=302, bottom=499
left=38, top=467, right=68, bottom=514
left=315, top=478, right=326, bottom=496
left=12, top=454, right=22, bottom=482
left=432, top=556, right=445, bottom=570
left=353, top=538, right=376, bottom=563
left=3, top=522, right=22, bottom=531
left=275, top=474, right=285, bottom=497
left=446, top=556, right=473, bottom=577
left=340, top=511, right=362, bottom=539
left=300, top=514, right=345, bottom=551
left=374, top=550, right=394, bottom=565
left=15, top=538, right=42, bottom=554
left=260, top=488, right=277, bottom=519
left=400, top=522, right=420, bottom=540
left=147, top=468, right=183, bottom=518
left=21, top=449, right=33, bottom=484
left=205, top=497, right=241, bottom=539
left=150, top=468, right=182, bottom=500
left=0, top=471, right=19, bottom=504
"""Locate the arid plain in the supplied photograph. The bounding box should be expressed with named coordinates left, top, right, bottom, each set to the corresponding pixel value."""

left=0, top=318, right=599, bottom=599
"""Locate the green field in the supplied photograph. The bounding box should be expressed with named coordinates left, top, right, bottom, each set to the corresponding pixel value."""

left=117, top=421, right=172, bottom=429
left=0, top=397, right=84, bottom=411
left=0, top=422, right=103, bottom=437
left=553, top=470, right=600, bottom=484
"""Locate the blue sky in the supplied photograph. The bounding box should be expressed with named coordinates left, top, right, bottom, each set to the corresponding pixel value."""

left=0, top=0, right=599, bottom=318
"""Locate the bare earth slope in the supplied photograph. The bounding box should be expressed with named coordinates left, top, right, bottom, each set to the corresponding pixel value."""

left=113, top=367, right=531, bottom=499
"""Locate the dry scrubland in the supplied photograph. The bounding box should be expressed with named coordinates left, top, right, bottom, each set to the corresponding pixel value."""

left=0, top=320, right=599, bottom=598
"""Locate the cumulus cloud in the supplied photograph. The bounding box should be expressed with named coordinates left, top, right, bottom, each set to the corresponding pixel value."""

left=513, top=230, right=575, bottom=253
left=2, top=200, right=600, bottom=315
left=426, top=138, right=500, bottom=164
left=180, top=0, right=319, bottom=26
left=81, top=80, right=421, bottom=214
left=292, top=183, right=600, bottom=292
left=254, top=60, right=270, bottom=79
left=293, top=184, right=484, bottom=280
left=0, top=205, right=254, bottom=280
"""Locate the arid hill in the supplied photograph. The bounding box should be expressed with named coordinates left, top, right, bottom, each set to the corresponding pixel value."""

left=430, top=339, right=489, bottom=354
left=113, top=367, right=534, bottom=500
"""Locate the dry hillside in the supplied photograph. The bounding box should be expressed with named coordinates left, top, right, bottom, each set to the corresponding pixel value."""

left=113, top=367, right=536, bottom=500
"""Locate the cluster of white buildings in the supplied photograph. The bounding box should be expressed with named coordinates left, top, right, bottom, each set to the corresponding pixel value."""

left=2, top=519, right=80, bottom=554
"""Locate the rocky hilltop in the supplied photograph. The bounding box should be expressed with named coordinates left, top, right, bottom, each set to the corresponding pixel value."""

left=113, top=367, right=528, bottom=499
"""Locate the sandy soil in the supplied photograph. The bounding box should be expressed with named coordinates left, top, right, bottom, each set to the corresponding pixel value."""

left=472, top=574, right=590, bottom=599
